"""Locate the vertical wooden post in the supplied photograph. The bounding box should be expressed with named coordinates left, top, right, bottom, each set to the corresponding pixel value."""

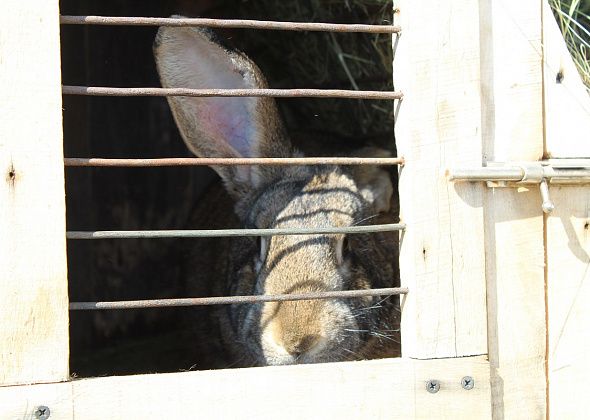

left=396, top=0, right=548, bottom=417
left=0, top=0, right=69, bottom=385
left=545, top=187, right=590, bottom=418
left=543, top=2, right=590, bottom=417
left=480, top=1, right=547, bottom=418
left=395, top=0, right=489, bottom=360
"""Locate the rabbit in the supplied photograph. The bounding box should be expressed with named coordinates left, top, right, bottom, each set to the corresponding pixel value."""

left=153, top=21, right=400, bottom=367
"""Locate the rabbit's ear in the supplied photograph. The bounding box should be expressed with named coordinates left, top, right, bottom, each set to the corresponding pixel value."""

left=154, top=22, right=293, bottom=197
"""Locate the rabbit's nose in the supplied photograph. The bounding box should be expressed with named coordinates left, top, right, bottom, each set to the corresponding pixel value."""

left=284, top=334, right=322, bottom=358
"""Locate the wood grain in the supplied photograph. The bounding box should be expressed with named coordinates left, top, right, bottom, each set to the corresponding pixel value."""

left=0, top=357, right=491, bottom=420
left=480, top=1, right=546, bottom=418
left=543, top=1, right=590, bottom=158
left=546, top=187, right=590, bottom=419
left=0, top=0, right=69, bottom=385
left=394, top=0, right=488, bottom=360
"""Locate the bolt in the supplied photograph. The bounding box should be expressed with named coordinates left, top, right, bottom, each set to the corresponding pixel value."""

left=426, top=379, right=440, bottom=393
left=461, top=376, right=474, bottom=390
left=34, top=406, right=50, bottom=420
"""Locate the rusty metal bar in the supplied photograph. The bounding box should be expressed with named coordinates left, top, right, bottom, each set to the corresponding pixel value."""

left=66, top=223, right=406, bottom=239
left=69, top=287, right=409, bottom=310
left=60, top=15, right=401, bottom=34
left=62, top=86, right=404, bottom=100
left=64, top=157, right=404, bottom=167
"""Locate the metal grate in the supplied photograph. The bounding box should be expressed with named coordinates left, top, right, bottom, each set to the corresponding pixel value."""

left=60, top=15, right=402, bottom=33
left=64, top=157, right=405, bottom=167
left=62, top=86, right=404, bottom=100
left=61, top=14, right=406, bottom=311
left=67, top=223, right=406, bottom=239
left=71, top=288, right=409, bottom=310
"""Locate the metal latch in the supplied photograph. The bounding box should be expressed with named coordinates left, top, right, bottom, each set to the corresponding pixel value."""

left=447, top=159, right=590, bottom=214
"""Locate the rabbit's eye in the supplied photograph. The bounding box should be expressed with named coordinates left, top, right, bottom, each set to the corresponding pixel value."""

left=257, top=236, right=269, bottom=265
left=336, top=236, right=350, bottom=265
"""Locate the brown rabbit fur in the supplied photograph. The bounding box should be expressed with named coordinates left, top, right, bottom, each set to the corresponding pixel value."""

left=154, top=21, right=400, bottom=367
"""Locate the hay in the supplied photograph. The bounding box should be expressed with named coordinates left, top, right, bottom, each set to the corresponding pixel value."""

left=227, top=0, right=396, bottom=150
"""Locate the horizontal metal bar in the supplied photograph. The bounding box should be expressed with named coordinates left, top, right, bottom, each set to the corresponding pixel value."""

left=60, top=15, right=401, bottom=34
left=447, top=165, right=590, bottom=184
left=62, top=86, right=403, bottom=100
left=69, top=287, right=409, bottom=310
left=446, top=167, right=524, bottom=182
left=64, top=157, right=404, bottom=167
left=66, top=223, right=406, bottom=239
left=544, top=168, right=590, bottom=184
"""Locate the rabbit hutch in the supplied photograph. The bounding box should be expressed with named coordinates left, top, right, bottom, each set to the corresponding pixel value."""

left=2, top=0, right=590, bottom=418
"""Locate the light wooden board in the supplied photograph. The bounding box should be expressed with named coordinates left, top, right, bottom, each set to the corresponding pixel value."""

left=483, top=188, right=546, bottom=419
left=546, top=185, right=590, bottom=417
left=0, top=382, right=73, bottom=420
left=0, top=357, right=491, bottom=419
left=394, top=0, right=488, bottom=359
left=479, top=1, right=547, bottom=418
left=543, top=1, right=590, bottom=417
left=0, top=0, right=69, bottom=385
left=543, top=1, right=590, bottom=158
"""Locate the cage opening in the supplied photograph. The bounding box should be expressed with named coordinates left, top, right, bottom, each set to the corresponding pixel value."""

left=61, top=0, right=400, bottom=377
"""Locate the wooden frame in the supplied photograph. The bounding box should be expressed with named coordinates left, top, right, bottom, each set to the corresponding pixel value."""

left=1, top=357, right=491, bottom=419
left=479, top=1, right=546, bottom=417
left=1, top=0, right=589, bottom=418
left=395, top=0, right=489, bottom=360
left=0, top=0, right=69, bottom=386
left=543, top=2, right=590, bottom=418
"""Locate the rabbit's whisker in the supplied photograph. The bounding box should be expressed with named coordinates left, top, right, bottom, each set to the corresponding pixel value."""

left=340, top=347, right=363, bottom=359
left=353, top=214, right=379, bottom=226
left=370, top=332, right=401, bottom=343
left=354, top=304, right=383, bottom=313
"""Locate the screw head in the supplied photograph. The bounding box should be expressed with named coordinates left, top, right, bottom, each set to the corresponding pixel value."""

left=426, top=379, right=440, bottom=393
left=461, top=376, right=474, bottom=390
left=34, top=406, right=50, bottom=420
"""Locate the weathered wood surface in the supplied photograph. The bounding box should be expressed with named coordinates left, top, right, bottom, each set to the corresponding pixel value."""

left=0, top=0, right=69, bottom=385
left=546, top=187, right=590, bottom=419
left=0, top=356, right=491, bottom=419
left=480, top=1, right=547, bottom=418
left=543, top=1, right=590, bottom=417
left=543, top=1, right=590, bottom=158
left=395, top=0, right=488, bottom=360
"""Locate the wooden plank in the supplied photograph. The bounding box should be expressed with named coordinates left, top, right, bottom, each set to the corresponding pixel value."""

left=543, top=0, right=590, bottom=415
left=543, top=1, right=590, bottom=158
left=543, top=0, right=590, bottom=413
left=0, top=382, right=73, bottom=420
left=546, top=188, right=590, bottom=418
left=484, top=189, right=546, bottom=419
left=394, top=0, right=488, bottom=359
left=0, top=0, right=69, bottom=385
left=479, top=1, right=547, bottom=418
left=0, top=357, right=491, bottom=419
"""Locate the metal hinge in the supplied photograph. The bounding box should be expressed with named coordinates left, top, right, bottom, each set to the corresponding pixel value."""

left=447, top=159, right=590, bottom=214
